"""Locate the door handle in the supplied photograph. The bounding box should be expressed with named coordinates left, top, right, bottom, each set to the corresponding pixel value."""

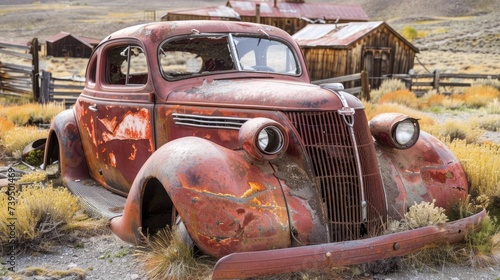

left=89, top=104, right=98, bottom=112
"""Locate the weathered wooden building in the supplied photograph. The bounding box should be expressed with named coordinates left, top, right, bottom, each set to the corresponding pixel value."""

left=161, top=0, right=368, bottom=35
left=46, top=32, right=100, bottom=58
left=227, top=0, right=368, bottom=34
left=293, top=21, right=419, bottom=88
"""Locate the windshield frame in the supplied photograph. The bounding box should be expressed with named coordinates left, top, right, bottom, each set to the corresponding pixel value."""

left=158, top=33, right=302, bottom=81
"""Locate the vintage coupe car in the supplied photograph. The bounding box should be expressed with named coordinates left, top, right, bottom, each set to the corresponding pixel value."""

left=42, top=20, right=484, bottom=278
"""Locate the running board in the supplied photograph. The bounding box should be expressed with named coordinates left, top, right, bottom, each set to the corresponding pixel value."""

left=66, top=179, right=126, bottom=219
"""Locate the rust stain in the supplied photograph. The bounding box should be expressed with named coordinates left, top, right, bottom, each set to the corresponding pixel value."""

left=102, top=108, right=151, bottom=142
left=109, top=152, right=116, bottom=168
left=128, top=144, right=138, bottom=160
left=242, top=182, right=266, bottom=198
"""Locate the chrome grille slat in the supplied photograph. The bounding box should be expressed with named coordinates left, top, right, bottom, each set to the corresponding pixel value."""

left=286, top=110, right=387, bottom=242
left=173, top=113, right=249, bottom=130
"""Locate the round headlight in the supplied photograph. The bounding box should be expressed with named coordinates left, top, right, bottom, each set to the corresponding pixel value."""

left=239, top=118, right=288, bottom=162
left=395, top=119, right=416, bottom=145
left=370, top=113, right=420, bottom=149
left=257, top=126, right=284, bottom=155
left=393, top=118, right=419, bottom=148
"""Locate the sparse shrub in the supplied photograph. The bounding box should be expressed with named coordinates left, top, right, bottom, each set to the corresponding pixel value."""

left=463, top=215, right=500, bottom=268
left=0, top=184, right=80, bottom=250
left=0, top=102, right=64, bottom=126
left=400, top=200, right=448, bottom=230
left=364, top=102, right=436, bottom=130
left=446, top=140, right=500, bottom=198
left=1, top=126, right=48, bottom=157
left=474, top=78, right=500, bottom=91
left=441, top=94, right=466, bottom=109
left=135, top=227, right=213, bottom=280
left=477, top=114, right=500, bottom=132
left=0, top=117, right=14, bottom=140
left=17, top=170, right=47, bottom=183
left=486, top=98, right=500, bottom=114
left=419, top=90, right=446, bottom=109
left=24, top=149, right=45, bottom=167
left=378, top=89, right=419, bottom=109
left=369, top=79, right=408, bottom=103
left=428, top=120, right=482, bottom=144
left=462, top=85, right=500, bottom=109
left=401, top=26, right=418, bottom=41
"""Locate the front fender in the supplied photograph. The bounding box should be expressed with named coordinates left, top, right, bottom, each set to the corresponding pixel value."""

left=377, top=131, right=469, bottom=218
left=43, top=109, right=89, bottom=182
left=111, top=136, right=291, bottom=258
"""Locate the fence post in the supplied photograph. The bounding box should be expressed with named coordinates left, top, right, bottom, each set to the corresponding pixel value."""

left=433, top=70, right=440, bottom=92
left=361, top=70, right=370, bottom=101
left=31, top=38, right=40, bottom=100
left=40, top=70, right=51, bottom=104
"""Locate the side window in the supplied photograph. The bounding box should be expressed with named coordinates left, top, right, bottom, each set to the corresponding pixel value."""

left=106, top=45, right=148, bottom=85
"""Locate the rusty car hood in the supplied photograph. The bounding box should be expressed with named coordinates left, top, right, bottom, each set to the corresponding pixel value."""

left=165, top=79, right=363, bottom=111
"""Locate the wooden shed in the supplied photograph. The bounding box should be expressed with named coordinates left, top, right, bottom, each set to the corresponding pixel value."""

left=161, top=0, right=368, bottom=35
left=46, top=32, right=100, bottom=58
left=293, top=21, right=419, bottom=88
left=228, top=0, right=368, bottom=34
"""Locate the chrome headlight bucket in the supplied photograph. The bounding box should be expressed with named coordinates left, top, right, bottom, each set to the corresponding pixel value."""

left=239, top=118, right=288, bottom=162
left=370, top=113, right=420, bottom=149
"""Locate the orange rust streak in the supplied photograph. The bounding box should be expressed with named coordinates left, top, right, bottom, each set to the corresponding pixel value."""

left=242, top=182, right=266, bottom=198
left=128, top=144, right=137, bottom=160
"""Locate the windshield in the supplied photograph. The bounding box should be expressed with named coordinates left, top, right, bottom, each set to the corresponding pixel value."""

left=159, top=34, right=299, bottom=80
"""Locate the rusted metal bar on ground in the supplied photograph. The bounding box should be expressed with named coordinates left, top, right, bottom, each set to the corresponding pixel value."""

left=211, top=210, right=486, bottom=279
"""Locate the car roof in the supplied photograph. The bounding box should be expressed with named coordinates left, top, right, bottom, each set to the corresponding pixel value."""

left=102, top=20, right=292, bottom=43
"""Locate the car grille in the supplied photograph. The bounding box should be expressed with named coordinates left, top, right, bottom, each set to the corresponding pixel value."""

left=286, top=110, right=387, bottom=242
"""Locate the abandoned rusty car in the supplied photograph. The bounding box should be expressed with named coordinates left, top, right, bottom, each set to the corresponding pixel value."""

left=42, top=20, right=484, bottom=278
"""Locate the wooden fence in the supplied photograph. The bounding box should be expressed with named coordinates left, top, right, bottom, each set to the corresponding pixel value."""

left=39, top=70, right=84, bottom=107
left=0, top=39, right=39, bottom=99
left=384, top=70, right=500, bottom=96
left=312, top=71, right=371, bottom=100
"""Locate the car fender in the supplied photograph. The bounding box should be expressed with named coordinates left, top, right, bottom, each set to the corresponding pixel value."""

left=376, top=131, right=468, bottom=218
left=43, top=109, right=89, bottom=182
left=110, top=136, right=292, bottom=258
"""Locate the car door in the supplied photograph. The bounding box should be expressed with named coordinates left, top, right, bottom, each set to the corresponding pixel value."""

left=76, top=41, right=155, bottom=196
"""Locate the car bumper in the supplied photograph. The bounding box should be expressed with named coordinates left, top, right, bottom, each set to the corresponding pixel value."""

left=212, top=209, right=486, bottom=279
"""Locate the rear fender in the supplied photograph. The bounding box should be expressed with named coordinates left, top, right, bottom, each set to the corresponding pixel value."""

left=43, top=109, right=89, bottom=182
left=110, top=136, right=291, bottom=258
left=377, top=131, right=468, bottom=218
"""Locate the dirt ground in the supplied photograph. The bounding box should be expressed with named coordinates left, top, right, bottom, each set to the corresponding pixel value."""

left=1, top=1, right=500, bottom=279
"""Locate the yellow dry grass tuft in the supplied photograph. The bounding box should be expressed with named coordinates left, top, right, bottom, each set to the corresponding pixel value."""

left=378, top=89, right=419, bottom=109
left=0, top=184, right=79, bottom=248
left=134, top=227, right=213, bottom=280
left=0, top=102, right=65, bottom=126
left=446, top=140, right=500, bottom=198
left=1, top=126, right=48, bottom=157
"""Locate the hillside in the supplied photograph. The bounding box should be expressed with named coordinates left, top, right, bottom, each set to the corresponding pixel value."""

left=0, top=0, right=499, bottom=75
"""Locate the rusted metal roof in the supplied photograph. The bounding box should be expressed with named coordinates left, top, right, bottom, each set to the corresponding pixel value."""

left=293, top=21, right=419, bottom=52
left=164, top=5, right=241, bottom=20
left=228, top=0, right=369, bottom=21
left=46, top=32, right=100, bottom=47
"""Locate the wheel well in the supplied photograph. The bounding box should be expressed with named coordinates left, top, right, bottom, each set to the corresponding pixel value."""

left=45, top=130, right=60, bottom=166
left=141, top=178, right=174, bottom=236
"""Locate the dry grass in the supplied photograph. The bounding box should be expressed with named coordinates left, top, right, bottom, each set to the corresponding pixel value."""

left=425, top=120, right=482, bottom=144
left=1, top=126, right=48, bottom=157
left=0, top=183, right=107, bottom=252
left=378, top=89, right=419, bottom=109
left=446, top=140, right=500, bottom=198
left=7, top=267, right=86, bottom=280
left=0, top=102, right=65, bottom=125
left=134, top=227, right=213, bottom=280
